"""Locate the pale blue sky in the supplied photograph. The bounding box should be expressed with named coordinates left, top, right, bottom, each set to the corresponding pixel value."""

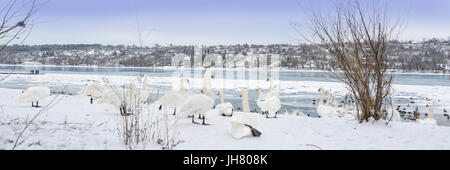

left=22, top=0, right=450, bottom=45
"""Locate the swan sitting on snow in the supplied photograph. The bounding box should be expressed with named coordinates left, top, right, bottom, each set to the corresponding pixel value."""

left=215, top=90, right=234, bottom=117
left=293, top=110, right=306, bottom=116
left=316, top=88, right=338, bottom=118
left=17, top=84, right=51, bottom=107
left=230, top=88, right=262, bottom=139
left=154, top=77, right=189, bottom=115
left=416, top=106, right=437, bottom=126
left=176, top=69, right=215, bottom=125
left=257, top=85, right=282, bottom=118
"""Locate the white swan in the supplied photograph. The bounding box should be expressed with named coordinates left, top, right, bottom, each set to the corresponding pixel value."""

left=98, top=83, right=135, bottom=108
left=77, top=82, right=107, bottom=104
left=154, top=77, right=189, bottom=115
left=334, top=101, right=349, bottom=117
left=416, top=106, right=437, bottom=126
left=293, top=110, right=306, bottom=116
left=257, top=84, right=281, bottom=118
left=256, top=88, right=267, bottom=115
left=316, top=88, right=337, bottom=118
left=17, top=84, right=51, bottom=107
left=215, top=90, right=234, bottom=117
left=387, top=88, right=401, bottom=122
left=230, top=88, right=262, bottom=139
left=176, top=69, right=215, bottom=125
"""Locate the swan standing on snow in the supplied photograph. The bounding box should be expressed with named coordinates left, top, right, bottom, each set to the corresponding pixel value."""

left=230, top=88, right=262, bottom=139
left=257, top=85, right=281, bottom=118
left=387, top=88, right=401, bottom=122
left=154, top=77, right=190, bottom=115
left=316, top=88, right=338, bottom=118
left=98, top=83, right=136, bottom=108
left=98, top=75, right=149, bottom=108
left=77, top=82, right=106, bottom=104
left=17, top=85, right=51, bottom=108
left=176, top=69, right=215, bottom=125
left=416, top=106, right=437, bottom=126
left=216, top=90, right=234, bottom=117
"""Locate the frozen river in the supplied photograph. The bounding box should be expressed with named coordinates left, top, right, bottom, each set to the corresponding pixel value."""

left=1, top=65, right=450, bottom=126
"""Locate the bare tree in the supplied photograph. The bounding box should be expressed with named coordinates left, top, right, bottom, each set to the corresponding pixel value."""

left=0, top=0, right=46, bottom=80
left=301, top=0, right=405, bottom=122
left=0, top=0, right=44, bottom=57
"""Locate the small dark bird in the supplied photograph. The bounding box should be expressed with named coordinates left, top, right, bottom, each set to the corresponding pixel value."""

left=16, top=21, right=25, bottom=28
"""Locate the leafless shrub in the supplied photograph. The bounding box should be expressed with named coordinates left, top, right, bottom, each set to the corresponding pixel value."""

left=300, top=0, right=405, bottom=122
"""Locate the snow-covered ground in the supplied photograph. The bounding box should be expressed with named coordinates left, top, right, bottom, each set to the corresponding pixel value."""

left=1, top=86, right=450, bottom=150
left=1, top=72, right=450, bottom=150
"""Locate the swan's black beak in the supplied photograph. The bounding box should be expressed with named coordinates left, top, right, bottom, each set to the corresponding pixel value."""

left=211, top=75, right=215, bottom=79
left=240, top=95, right=242, bottom=98
left=266, top=78, right=269, bottom=81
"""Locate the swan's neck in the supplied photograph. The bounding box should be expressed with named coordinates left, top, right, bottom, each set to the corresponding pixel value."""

left=319, top=91, right=324, bottom=105
left=203, top=88, right=214, bottom=99
left=242, top=95, right=250, bottom=113
left=326, top=91, right=331, bottom=105
left=429, top=107, right=434, bottom=118
left=203, top=71, right=212, bottom=90
left=257, top=90, right=262, bottom=100
left=179, top=79, right=185, bottom=93
left=268, top=79, right=273, bottom=93
left=220, top=91, right=225, bottom=104
left=391, top=93, right=395, bottom=107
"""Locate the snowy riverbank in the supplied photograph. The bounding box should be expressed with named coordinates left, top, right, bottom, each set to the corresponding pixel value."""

left=1, top=87, right=450, bottom=150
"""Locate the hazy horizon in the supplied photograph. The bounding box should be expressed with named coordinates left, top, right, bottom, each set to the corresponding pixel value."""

left=17, top=0, right=450, bottom=46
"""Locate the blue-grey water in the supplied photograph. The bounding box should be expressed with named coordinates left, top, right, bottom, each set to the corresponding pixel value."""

left=1, top=65, right=449, bottom=126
